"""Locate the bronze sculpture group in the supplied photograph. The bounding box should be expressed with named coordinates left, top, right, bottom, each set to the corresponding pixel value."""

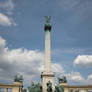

left=28, top=76, right=67, bottom=92
left=46, top=77, right=66, bottom=92
left=46, top=81, right=64, bottom=92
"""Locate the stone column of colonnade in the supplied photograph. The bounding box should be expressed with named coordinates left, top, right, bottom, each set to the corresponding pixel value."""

left=86, top=89, right=88, bottom=92
left=64, top=88, right=69, bottom=92
left=79, top=89, right=88, bottom=92
left=12, top=87, right=20, bottom=92
left=5, top=88, right=8, bottom=92
left=75, top=89, right=81, bottom=92
left=0, top=87, right=21, bottom=92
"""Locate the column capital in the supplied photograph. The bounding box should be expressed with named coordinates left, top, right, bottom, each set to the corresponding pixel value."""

left=44, top=16, right=52, bottom=31
left=44, top=24, right=52, bottom=31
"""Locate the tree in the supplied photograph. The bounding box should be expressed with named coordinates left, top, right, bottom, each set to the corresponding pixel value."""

left=28, top=82, right=42, bottom=92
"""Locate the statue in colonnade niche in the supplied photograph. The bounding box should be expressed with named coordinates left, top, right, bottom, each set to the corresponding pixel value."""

left=14, top=75, right=23, bottom=82
left=47, top=81, right=52, bottom=92
left=58, top=76, right=67, bottom=84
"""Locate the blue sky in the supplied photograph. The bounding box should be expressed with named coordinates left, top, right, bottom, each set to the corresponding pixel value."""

left=0, top=0, right=92, bottom=87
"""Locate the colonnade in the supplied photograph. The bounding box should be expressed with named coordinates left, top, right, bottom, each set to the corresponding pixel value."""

left=68, top=89, right=89, bottom=92
left=60, top=83, right=92, bottom=92
left=64, top=86, right=92, bottom=92
left=0, top=88, right=12, bottom=92
left=0, top=82, right=23, bottom=92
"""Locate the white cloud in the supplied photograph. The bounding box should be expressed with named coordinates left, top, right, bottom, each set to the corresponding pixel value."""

left=52, top=63, right=64, bottom=73
left=74, top=55, right=92, bottom=67
left=0, top=36, right=6, bottom=48
left=0, top=0, right=14, bottom=14
left=86, top=74, right=92, bottom=85
left=65, top=72, right=84, bottom=83
left=39, top=63, right=64, bottom=74
left=0, top=36, right=64, bottom=85
left=88, top=74, right=92, bottom=80
left=61, top=72, right=92, bottom=85
left=0, top=0, right=16, bottom=26
left=0, top=13, right=13, bottom=26
left=1, top=36, right=92, bottom=85
left=0, top=36, right=44, bottom=84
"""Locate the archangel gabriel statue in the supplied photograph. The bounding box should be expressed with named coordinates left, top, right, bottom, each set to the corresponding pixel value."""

left=45, top=16, right=51, bottom=24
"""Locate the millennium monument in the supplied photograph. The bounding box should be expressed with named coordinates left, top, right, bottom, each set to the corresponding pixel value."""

left=41, top=16, right=55, bottom=92
left=0, top=17, right=92, bottom=92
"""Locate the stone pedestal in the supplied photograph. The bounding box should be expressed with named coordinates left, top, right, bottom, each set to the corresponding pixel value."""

left=12, top=82, right=23, bottom=92
left=41, top=72, right=55, bottom=92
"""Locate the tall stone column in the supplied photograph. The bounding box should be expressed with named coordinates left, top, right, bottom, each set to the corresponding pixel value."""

left=45, top=27, right=51, bottom=72
left=41, top=16, right=55, bottom=92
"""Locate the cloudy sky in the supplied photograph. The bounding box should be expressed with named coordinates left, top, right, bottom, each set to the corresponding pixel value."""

left=0, top=0, right=92, bottom=87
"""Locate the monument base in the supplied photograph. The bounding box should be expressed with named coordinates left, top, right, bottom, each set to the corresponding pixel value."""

left=41, top=72, right=55, bottom=92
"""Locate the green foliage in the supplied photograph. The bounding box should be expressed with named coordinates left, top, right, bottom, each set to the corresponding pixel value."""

left=22, top=89, right=27, bottom=92
left=54, top=84, right=64, bottom=92
left=28, top=82, right=42, bottom=92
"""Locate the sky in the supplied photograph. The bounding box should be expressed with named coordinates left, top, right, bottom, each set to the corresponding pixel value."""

left=0, top=0, right=92, bottom=87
